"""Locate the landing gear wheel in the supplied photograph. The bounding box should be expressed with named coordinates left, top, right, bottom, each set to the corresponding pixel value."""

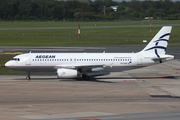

left=26, top=71, right=31, bottom=80
left=82, top=74, right=90, bottom=80
left=26, top=76, right=31, bottom=80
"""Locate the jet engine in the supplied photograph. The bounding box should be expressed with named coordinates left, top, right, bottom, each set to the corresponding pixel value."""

left=57, top=69, right=81, bottom=78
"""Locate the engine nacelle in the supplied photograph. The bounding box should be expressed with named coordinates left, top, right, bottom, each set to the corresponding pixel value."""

left=57, top=69, right=80, bottom=78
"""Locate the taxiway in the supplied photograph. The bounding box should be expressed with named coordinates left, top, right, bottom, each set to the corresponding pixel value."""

left=0, top=59, right=180, bottom=120
left=0, top=45, right=180, bottom=120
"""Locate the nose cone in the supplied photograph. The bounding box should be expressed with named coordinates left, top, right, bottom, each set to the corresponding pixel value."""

left=5, top=61, right=11, bottom=68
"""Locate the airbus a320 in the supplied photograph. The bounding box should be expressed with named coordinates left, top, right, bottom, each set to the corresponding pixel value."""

left=5, top=26, right=174, bottom=80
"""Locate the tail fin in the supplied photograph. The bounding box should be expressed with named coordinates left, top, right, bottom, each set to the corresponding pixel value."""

left=140, top=26, right=172, bottom=56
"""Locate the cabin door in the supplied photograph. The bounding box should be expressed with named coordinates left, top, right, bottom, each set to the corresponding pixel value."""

left=25, top=55, right=31, bottom=65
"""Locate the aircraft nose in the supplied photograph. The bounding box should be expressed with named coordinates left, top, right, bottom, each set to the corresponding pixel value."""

left=5, top=61, right=11, bottom=68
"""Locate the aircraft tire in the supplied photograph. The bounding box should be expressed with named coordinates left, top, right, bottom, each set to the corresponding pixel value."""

left=26, top=76, right=31, bottom=80
left=82, top=74, right=90, bottom=80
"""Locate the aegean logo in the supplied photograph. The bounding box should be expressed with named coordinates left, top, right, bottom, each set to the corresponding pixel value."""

left=145, top=33, right=170, bottom=58
left=35, top=55, right=56, bottom=58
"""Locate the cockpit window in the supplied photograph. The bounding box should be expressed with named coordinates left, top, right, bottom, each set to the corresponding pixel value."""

left=12, top=58, right=20, bottom=61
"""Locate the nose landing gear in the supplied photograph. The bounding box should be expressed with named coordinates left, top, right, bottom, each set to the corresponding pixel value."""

left=26, top=71, right=31, bottom=80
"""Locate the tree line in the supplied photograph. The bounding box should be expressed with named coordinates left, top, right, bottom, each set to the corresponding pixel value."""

left=0, top=0, right=180, bottom=21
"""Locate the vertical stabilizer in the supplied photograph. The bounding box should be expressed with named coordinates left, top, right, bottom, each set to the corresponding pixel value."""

left=140, top=26, right=172, bottom=56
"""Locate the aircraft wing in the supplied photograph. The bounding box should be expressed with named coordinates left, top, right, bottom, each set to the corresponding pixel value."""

left=54, top=64, right=105, bottom=71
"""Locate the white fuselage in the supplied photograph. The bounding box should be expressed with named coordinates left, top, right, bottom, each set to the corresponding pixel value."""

left=5, top=52, right=155, bottom=72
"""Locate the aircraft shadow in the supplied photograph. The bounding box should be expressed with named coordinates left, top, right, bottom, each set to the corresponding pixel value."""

left=11, top=74, right=180, bottom=83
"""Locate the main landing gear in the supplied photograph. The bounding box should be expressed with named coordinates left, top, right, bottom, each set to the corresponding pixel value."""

left=26, top=71, right=31, bottom=80
left=78, top=69, right=90, bottom=80
left=82, top=74, right=90, bottom=80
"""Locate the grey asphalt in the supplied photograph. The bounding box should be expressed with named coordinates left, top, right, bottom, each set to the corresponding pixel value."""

left=40, top=111, right=180, bottom=120
left=1, top=74, right=180, bottom=120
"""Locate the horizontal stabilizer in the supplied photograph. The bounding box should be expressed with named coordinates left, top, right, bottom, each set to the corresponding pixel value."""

left=152, top=54, right=174, bottom=63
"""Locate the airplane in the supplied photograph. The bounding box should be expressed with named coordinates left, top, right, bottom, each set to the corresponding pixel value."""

left=5, top=26, right=174, bottom=80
